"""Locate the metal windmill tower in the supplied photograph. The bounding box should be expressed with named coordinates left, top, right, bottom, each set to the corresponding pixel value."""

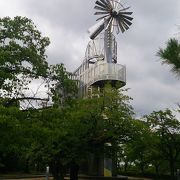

left=71, top=0, right=133, bottom=176
left=72, top=0, right=133, bottom=97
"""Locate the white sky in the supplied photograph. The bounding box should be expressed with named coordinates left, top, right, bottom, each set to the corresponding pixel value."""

left=0, top=0, right=180, bottom=116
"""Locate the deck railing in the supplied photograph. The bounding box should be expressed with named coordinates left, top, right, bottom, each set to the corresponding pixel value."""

left=74, top=61, right=126, bottom=88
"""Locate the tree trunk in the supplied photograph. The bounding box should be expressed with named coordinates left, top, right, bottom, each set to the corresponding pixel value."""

left=154, top=164, right=159, bottom=179
left=140, top=162, right=145, bottom=175
left=53, top=173, right=64, bottom=180
left=169, top=159, right=175, bottom=180
left=51, top=161, right=65, bottom=180
left=112, top=153, right=117, bottom=176
left=124, top=161, right=128, bottom=172
left=70, top=161, right=79, bottom=180
left=24, top=158, right=29, bottom=173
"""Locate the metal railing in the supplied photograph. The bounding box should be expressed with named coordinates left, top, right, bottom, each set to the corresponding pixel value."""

left=76, top=61, right=126, bottom=88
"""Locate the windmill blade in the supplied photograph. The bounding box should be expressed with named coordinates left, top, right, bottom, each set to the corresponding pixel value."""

left=119, top=14, right=133, bottom=21
left=95, top=1, right=108, bottom=9
left=117, top=19, right=125, bottom=33
left=96, top=14, right=110, bottom=21
left=121, top=20, right=129, bottom=30
left=94, top=11, right=110, bottom=15
left=99, top=0, right=108, bottom=6
left=119, top=6, right=130, bottom=12
left=94, top=5, right=108, bottom=11
left=122, top=17, right=132, bottom=26
left=115, top=0, right=121, bottom=9
left=106, top=0, right=113, bottom=10
left=122, top=15, right=133, bottom=21
left=100, top=0, right=112, bottom=10
left=111, top=0, right=115, bottom=9
left=105, top=17, right=113, bottom=30
left=120, top=12, right=133, bottom=15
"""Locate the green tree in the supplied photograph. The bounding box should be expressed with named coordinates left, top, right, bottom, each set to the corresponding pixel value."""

left=25, top=83, right=134, bottom=180
left=145, top=109, right=180, bottom=180
left=0, top=16, right=50, bottom=98
left=20, top=65, right=78, bottom=180
left=157, top=38, right=180, bottom=76
left=0, top=16, right=50, bottom=172
left=0, top=105, right=27, bottom=172
left=47, top=64, right=78, bottom=107
left=121, top=119, right=154, bottom=175
left=98, top=85, right=134, bottom=176
left=25, top=99, right=104, bottom=180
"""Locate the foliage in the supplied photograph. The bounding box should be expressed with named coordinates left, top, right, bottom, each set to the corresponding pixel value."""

left=0, top=105, right=27, bottom=172
left=1, top=15, right=180, bottom=180
left=24, top=101, right=103, bottom=179
left=20, top=84, right=134, bottom=179
left=100, top=85, right=134, bottom=143
left=118, top=108, right=180, bottom=180
left=0, top=16, right=50, bottom=97
left=47, top=64, right=78, bottom=107
left=157, top=38, right=180, bottom=77
left=145, top=109, right=180, bottom=179
left=123, top=120, right=154, bottom=174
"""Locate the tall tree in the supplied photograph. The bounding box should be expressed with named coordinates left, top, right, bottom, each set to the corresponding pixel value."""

left=22, top=65, right=79, bottom=180
left=157, top=38, right=180, bottom=77
left=25, top=83, right=134, bottom=180
left=122, top=120, right=153, bottom=175
left=90, top=84, right=134, bottom=176
left=0, top=105, right=27, bottom=172
left=0, top=16, right=50, bottom=98
left=47, top=64, right=78, bottom=107
left=145, top=109, right=180, bottom=180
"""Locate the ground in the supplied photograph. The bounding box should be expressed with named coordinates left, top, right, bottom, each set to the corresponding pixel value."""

left=4, top=177, right=153, bottom=180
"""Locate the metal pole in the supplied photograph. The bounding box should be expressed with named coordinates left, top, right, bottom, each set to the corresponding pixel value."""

left=177, top=169, right=180, bottom=180
left=46, top=166, right=49, bottom=180
left=104, top=20, right=112, bottom=63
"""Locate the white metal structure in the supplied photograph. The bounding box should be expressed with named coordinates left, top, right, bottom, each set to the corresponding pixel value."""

left=72, top=34, right=126, bottom=97
left=71, top=0, right=133, bottom=176
left=72, top=0, right=133, bottom=97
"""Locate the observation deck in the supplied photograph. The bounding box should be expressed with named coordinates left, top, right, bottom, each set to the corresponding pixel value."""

left=72, top=60, right=126, bottom=97
left=72, top=33, right=126, bottom=97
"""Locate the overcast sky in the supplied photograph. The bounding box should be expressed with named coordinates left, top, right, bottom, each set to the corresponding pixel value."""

left=0, top=0, right=180, bottom=116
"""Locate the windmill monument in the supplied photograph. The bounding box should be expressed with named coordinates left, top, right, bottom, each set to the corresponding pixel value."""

left=72, top=0, right=133, bottom=176
left=72, top=0, right=133, bottom=98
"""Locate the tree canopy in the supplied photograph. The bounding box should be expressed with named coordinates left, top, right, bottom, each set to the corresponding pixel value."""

left=0, top=16, right=50, bottom=96
left=0, top=16, right=180, bottom=180
left=157, top=38, right=180, bottom=77
left=145, top=109, right=180, bottom=179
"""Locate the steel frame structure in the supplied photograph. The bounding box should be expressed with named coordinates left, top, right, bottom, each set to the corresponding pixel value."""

left=70, top=0, right=133, bottom=176
left=71, top=0, right=133, bottom=97
left=72, top=32, right=126, bottom=97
